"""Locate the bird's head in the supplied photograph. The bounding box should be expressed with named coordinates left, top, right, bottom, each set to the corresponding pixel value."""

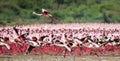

left=32, top=12, right=36, bottom=14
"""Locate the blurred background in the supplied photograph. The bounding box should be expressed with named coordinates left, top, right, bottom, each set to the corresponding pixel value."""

left=0, top=0, right=120, bottom=26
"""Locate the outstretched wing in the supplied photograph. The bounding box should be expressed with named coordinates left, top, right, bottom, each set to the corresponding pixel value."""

left=42, top=8, right=50, bottom=15
left=13, top=27, right=19, bottom=36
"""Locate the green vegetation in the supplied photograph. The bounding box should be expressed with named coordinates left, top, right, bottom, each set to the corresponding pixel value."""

left=0, top=0, right=120, bottom=25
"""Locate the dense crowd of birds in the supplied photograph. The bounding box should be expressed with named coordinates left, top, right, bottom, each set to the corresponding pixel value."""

left=0, top=23, right=120, bottom=56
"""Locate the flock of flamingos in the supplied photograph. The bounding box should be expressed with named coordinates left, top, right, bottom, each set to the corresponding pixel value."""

left=0, top=9, right=120, bottom=57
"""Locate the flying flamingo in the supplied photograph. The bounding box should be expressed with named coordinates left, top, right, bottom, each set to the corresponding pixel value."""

left=33, top=8, right=60, bottom=23
left=0, top=37, right=11, bottom=50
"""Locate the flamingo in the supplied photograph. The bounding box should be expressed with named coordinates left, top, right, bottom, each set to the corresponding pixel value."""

left=0, top=42, right=10, bottom=50
left=33, top=8, right=60, bottom=23
left=26, top=37, right=41, bottom=54
left=0, top=37, right=11, bottom=50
